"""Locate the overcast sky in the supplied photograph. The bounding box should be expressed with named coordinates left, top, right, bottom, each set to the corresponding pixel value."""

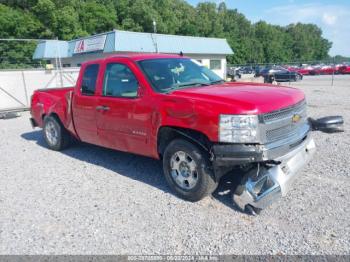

left=187, top=0, right=350, bottom=56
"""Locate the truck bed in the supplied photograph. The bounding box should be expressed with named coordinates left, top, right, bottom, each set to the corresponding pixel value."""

left=30, top=86, right=75, bottom=128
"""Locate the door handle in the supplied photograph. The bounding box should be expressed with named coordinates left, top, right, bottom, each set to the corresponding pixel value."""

left=96, top=105, right=110, bottom=111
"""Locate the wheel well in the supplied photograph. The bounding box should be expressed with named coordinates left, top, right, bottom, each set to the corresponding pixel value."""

left=43, top=113, right=62, bottom=126
left=157, top=126, right=212, bottom=158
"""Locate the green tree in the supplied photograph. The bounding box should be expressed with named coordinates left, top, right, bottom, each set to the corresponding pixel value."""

left=0, top=0, right=334, bottom=68
left=52, top=5, right=85, bottom=40
left=0, top=3, right=46, bottom=68
left=79, top=0, right=117, bottom=34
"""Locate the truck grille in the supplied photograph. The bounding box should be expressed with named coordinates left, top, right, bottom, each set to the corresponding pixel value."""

left=261, top=100, right=308, bottom=144
left=263, top=100, right=306, bottom=123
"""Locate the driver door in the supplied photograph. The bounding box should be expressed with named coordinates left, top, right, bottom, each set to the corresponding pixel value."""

left=96, top=60, right=151, bottom=156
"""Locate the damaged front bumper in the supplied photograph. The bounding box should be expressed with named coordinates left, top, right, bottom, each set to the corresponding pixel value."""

left=211, top=115, right=342, bottom=213
left=232, top=136, right=316, bottom=210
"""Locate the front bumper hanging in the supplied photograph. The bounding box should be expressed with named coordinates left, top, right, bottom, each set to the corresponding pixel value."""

left=233, top=136, right=316, bottom=211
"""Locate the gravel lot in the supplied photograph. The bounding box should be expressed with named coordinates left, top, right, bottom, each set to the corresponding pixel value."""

left=0, top=75, right=349, bottom=255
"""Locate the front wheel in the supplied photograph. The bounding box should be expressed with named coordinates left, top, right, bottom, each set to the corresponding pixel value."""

left=163, top=139, right=218, bottom=202
left=43, top=115, right=71, bottom=151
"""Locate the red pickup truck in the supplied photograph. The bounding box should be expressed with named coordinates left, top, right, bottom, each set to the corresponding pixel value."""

left=30, top=54, right=343, bottom=214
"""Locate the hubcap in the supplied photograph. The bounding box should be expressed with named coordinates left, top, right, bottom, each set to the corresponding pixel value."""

left=170, top=151, right=198, bottom=190
left=45, top=121, right=58, bottom=145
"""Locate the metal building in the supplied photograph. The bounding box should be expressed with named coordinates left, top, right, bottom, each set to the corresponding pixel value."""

left=33, top=30, right=233, bottom=79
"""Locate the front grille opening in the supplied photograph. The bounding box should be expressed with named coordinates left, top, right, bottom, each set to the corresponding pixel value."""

left=262, top=100, right=308, bottom=144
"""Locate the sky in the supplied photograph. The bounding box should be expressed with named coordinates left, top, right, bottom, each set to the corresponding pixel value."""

left=187, top=0, right=350, bottom=56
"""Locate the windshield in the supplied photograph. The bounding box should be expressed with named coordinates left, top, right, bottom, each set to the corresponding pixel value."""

left=137, top=58, right=223, bottom=93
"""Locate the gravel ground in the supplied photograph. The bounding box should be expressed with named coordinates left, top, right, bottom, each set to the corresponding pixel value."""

left=0, top=75, right=349, bottom=255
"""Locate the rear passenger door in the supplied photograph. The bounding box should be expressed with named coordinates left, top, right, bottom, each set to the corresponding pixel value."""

left=72, top=63, right=100, bottom=145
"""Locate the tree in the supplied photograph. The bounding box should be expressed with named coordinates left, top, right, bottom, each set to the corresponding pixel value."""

left=79, top=0, right=117, bottom=34
left=0, top=3, right=47, bottom=68
left=0, top=0, right=333, bottom=68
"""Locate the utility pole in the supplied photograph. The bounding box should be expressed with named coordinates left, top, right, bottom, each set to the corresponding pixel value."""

left=152, top=19, right=158, bottom=53
left=56, top=37, right=64, bottom=88
left=153, top=19, right=157, bottom=34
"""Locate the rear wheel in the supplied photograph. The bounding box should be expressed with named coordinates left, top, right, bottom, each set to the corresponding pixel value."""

left=43, top=115, right=71, bottom=151
left=163, top=139, right=218, bottom=202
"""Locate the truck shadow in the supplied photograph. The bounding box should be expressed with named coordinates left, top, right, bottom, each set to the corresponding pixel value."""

left=21, top=130, right=242, bottom=213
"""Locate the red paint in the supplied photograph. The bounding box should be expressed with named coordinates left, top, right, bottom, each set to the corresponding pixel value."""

left=339, top=65, right=350, bottom=74
left=30, top=54, right=305, bottom=159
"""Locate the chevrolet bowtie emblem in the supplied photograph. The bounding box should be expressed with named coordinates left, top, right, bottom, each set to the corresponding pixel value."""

left=292, top=114, right=301, bottom=123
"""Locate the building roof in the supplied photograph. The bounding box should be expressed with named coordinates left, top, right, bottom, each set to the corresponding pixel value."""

left=33, top=30, right=233, bottom=59
left=33, top=40, right=69, bottom=59
left=82, top=53, right=197, bottom=65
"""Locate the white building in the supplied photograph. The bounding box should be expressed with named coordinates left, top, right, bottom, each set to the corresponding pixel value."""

left=33, top=30, right=233, bottom=79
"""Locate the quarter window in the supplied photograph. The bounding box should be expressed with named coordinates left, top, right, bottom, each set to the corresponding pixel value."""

left=81, top=64, right=99, bottom=95
left=103, top=63, right=138, bottom=98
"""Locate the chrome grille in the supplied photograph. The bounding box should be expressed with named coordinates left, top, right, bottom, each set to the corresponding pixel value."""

left=261, top=100, right=309, bottom=144
left=263, top=100, right=307, bottom=123
left=266, top=123, right=301, bottom=142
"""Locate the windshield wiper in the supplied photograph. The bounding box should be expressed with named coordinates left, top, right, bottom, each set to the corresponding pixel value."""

left=176, top=82, right=211, bottom=88
left=210, top=79, right=225, bottom=85
left=164, top=82, right=210, bottom=93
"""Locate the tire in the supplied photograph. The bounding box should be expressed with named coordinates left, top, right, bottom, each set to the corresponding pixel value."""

left=43, top=115, right=71, bottom=151
left=162, top=139, right=218, bottom=202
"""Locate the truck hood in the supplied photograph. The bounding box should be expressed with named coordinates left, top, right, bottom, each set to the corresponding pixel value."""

left=170, top=82, right=305, bottom=114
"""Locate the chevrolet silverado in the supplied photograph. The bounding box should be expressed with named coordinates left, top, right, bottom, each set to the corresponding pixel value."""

left=30, top=54, right=343, bottom=214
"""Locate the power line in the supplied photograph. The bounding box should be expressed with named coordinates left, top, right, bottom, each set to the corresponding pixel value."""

left=0, top=38, right=54, bottom=42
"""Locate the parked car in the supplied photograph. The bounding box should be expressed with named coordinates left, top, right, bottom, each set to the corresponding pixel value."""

left=238, top=66, right=254, bottom=74
left=339, top=65, right=350, bottom=74
left=288, top=66, right=314, bottom=75
left=319, top=65, right=336, bottom=75
left=30, top=54, right=343, bottom=215
left=258, top=66, right=303, bottom=83
left=227, top=67, right=241, bottom=80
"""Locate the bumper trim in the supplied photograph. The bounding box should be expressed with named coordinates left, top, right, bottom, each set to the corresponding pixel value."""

left=212, top=144, right=262, bottom=166
left=233, top=136, right=316, bottom=210
left=212, top=132, right=311, bottom=167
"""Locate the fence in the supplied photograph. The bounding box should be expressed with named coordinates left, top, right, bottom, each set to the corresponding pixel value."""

left=1, top=59, right=349, bottom=114
left=227, top=59, right=350, bottom=85
left=0, top=67, right=79, bottom=113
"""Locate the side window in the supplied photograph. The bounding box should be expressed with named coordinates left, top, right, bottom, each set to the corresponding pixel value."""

left=210, top=59, right=221, bottom=70
left=103, top=63, right=138, bottom=98
left=81, top=64, right=99, bottom=95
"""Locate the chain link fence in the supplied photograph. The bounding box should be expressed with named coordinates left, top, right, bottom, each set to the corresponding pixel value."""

left=227, top=59, right=350, bottom=85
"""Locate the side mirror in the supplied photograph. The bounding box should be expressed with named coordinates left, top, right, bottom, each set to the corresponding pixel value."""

left=308, top=116, right=344, bottom=133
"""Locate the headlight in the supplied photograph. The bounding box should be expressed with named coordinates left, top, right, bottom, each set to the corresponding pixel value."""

left=219, top=115, right=259, bottom=143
